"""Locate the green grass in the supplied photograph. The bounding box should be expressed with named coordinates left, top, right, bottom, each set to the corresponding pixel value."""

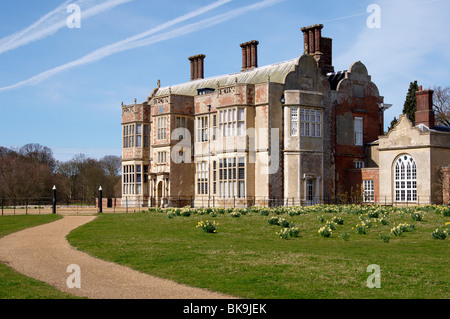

left=0, top=215, right=82, bottom=299
left=67, top=206, right=450, bottom=299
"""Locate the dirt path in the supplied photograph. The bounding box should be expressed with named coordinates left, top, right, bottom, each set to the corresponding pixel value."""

left=0, top=216, right=235, bottom=299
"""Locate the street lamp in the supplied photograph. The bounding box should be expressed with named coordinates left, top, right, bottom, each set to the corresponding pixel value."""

left=52, top=185, right=56, bottom=214
left=98, top=186, right=103, bottom=213
left=207, top=105, right=211, bottom=207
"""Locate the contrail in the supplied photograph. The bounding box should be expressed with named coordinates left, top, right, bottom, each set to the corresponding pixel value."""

left=0, top=0, right=134, bottom=55
left=0, top=0, right=283, bottom=92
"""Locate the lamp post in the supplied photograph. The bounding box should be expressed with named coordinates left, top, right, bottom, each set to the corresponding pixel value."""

left=98, top=186, right=103, bottom=213
left=208, top=104, right=211, bottom=207
left=52, top=185, right=56, bottom=214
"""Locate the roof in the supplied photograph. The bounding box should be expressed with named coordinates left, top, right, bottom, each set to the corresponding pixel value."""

left=155, top=58, right=299, bottom=97
left=327, top=70, right=346, bottom=90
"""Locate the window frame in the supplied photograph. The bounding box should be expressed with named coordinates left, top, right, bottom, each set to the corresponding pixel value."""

left=218, top=157, right=245, bottom=198
left=354, top=117, right=363, bottom=146
left=300, top=108, right=322, bottom=138
left=363, top=180, right=374, bottom=202
left=157, top=116, right=167, bottom=141
left=394, top=155, right=417, bottom=202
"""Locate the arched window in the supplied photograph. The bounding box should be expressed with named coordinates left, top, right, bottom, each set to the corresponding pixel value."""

left=394, top=155, right=417, bottom=202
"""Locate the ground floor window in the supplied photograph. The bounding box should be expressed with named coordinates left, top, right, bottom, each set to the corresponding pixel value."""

left=123, top=165, right=135, bottom=195
left=363, top=180, right=374, bottom=202
left=218, top=157, right=245, bottom=198
left=197, top=161, right=208, bottom=195
left=394, top=155, right=417, bottom=202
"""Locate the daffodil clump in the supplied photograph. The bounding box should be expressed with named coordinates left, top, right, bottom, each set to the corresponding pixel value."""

left=411, top=211, right=423, bottom=221
left=196, top=220, right=218, bottom=233
left=431, top=228, right=447, bottom=240
left=390, top=222, right=415, bottom=236
left=331, top=216, right=344, bottom=225
left=355, top=223, right=367, bottom=235
left=318, top=226, right=332, bottom=238
left=277, top=227, right=300, bottom=239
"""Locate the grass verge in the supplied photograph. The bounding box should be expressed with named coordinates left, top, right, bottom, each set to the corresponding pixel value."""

left=0, top=215, right=82, bottom=299
left=67, top=206, right=450, bottom=299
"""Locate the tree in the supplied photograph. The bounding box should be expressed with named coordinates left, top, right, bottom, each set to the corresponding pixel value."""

left=433, top=86, right=450, bottom=126
left=387, top=116, right=398, bottom=132
left=19, top=143, right=57, bottom=172
left=402, top=81, right=419, bottom=123
left=100, top=155, right=122, bottom=177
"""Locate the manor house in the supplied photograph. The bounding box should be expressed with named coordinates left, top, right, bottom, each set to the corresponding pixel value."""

left=120, top=24, right=450, bottom=207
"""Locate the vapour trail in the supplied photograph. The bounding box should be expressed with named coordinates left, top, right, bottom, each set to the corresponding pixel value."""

left=0, top=0, right=134, bottom=55
left=0, top=0, right=284, bottom=92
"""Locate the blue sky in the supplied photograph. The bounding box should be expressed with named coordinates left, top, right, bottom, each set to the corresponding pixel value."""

left=0, top=0, right=449, bottom=162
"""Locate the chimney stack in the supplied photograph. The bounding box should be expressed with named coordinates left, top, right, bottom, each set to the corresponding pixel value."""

left=240, top=40, right=259, bottom=71
left=188, top=54, right=206, bottom=81
left=301, top=24, right=334, bottom=74
left=415, top=86, right=435, bottom=128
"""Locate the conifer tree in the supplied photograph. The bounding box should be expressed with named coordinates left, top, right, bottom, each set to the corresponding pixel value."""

left=402, top=81, right=419, bottom=123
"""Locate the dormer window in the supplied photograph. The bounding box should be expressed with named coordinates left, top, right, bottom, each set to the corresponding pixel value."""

left=197, top=88, right=215, bottom=95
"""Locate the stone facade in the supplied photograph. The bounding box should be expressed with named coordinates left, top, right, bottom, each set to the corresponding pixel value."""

left=362, top=87, right=450, bottom=205
left=120, top=24, right=449, bottom=207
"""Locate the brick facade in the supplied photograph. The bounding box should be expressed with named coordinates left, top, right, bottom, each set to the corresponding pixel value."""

left=119, top=24, right=449, bottom=207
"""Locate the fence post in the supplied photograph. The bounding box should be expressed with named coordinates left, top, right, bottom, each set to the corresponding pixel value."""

left=26, top=198, right=28, bottom=215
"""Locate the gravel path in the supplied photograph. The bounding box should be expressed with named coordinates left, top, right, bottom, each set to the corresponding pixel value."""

left=0, top=216, right=235, bottom=299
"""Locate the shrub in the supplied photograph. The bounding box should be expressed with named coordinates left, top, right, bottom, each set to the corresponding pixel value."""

left=196, top=220, right=218, bottom=233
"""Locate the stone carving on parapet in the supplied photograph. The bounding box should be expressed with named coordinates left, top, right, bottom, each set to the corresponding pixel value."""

left=147, top=79, right=161, bottom=102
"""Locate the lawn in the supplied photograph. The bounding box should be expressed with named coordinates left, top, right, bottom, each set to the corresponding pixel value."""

left=67, top=205, right=450, bottom=299
left=0, top=215, right=82, bottom=299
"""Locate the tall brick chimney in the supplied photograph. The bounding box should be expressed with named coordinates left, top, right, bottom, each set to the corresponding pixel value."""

left=240, top=40, right=259, bottom=71
left=301, top=24, right=334, bottom=74
left=188, top=54, right=205, bottom=81
left=415, top=86, right=435, bottom=128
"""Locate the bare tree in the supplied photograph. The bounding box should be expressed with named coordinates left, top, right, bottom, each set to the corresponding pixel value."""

left=19, top=143, right=57, bottom=172
left=433, top=86, right=450, bottom=127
